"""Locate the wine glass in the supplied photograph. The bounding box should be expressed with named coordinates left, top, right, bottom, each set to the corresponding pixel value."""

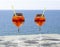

left=34, top=14, right=46, bottom=31
left=12, top=13, right=25, bottom=32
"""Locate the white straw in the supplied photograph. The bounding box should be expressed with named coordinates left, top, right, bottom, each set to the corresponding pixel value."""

left=11, top=5, right=16, bottom=16
left=42, top=8, right=46, bottom=16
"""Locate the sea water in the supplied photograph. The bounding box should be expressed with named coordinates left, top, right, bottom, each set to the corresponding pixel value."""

left=0, top=10, right=60, bottom=35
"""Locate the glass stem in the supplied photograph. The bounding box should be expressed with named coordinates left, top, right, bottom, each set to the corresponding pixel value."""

left=18, top=27, right=19, bottom=32
left=39, top=26, right=41, bottom=32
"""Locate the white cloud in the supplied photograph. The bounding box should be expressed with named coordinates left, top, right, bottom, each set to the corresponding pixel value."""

left=0, top=0, right=60, bottom=10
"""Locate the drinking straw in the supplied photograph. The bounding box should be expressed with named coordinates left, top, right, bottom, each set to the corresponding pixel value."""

left=11, top=5, right=16, bottom=16
left=42, top=8, right=46, bottom=16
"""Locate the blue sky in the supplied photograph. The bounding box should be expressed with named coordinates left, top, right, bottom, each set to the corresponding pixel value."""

left=0, top=0, right=60, bottom=10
